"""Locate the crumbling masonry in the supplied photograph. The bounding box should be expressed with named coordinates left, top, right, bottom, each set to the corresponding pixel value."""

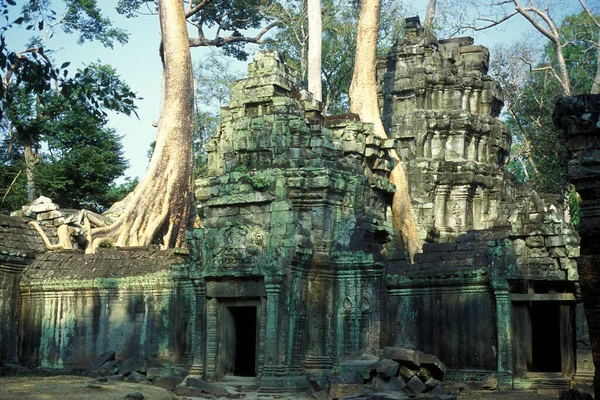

left=0, top=17, right=594, bottom=392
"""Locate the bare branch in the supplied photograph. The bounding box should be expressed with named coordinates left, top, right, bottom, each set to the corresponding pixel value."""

left=189, top=20, right=279, bottom=48
left=185, top=0, right=216, bottom=19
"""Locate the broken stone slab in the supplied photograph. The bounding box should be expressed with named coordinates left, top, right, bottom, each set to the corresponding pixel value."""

left=118, top=358, right=139, bottom=376
left=405, top=375, right=426, bottom=395
left=375, top=359, right=400, bottom=378
left=419, top=353, right=446, bottom=380
left=480, top=372, right=498, bottom=390
left=330, top=383, right=371, bottom=399
left=89, top=360, right=120, bottom=377
left=36, top=210, right=64, bottom=221
left=431, top=385, right=445, bottom=395
left=339, top=359, right=379, bottom=381
left=372, top=376, right=406, bottom=392
left=174, top=385, right=205, bottom=397
left=186, top=376, right=232, bottom=396
left=417, top=367, right=432, bottom=382
left=371, top=391, right=410, bottom=400
left=425, top=378, right=439, bottom=391
left=380, top=347, right=420, bottom=370
left=127, top=371, right=148, bottom=383
left=152, top=375, right=183, bottom=391
left=85, top=351, right=115, bottom=375
left=29, top=202, right=60, bottom=214
left=398, top=365, right=416, bottom=381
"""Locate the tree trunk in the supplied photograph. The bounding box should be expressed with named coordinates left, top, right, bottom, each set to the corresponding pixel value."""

left=349, top=0, right=422, bottom=259
left=424, top=0, right=436, bottom=30
left=22, top=140, right=38, bottom=201
left=307, top=0, right=322, bottom=102
left=592, top=27, right=600, bottom=94
left=88, top=0, right=194, bottom=252
left=553, top=40, right=572, bottom=96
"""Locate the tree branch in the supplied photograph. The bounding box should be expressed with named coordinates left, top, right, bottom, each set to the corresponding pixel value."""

left=185, top=0, right=216, bottom=18
left=188, top=20, right=279, bottom=48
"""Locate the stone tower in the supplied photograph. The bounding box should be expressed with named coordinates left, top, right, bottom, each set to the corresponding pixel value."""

left=378, top=17, right=511, bottom=242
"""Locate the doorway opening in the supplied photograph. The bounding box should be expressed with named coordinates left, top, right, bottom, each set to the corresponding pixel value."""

left=228, top=306, right=257, bottom=377
left=530, top=303, right=561, bottom=372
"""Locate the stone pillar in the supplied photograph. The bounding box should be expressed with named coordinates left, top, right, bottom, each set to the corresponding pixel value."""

left=189, top=278, right=206, bottom=377
left=554, top=94, right=600, bottom=397
left=259, top=276, right=308, bottom=391
left=494, top=288, right=513, bottom=389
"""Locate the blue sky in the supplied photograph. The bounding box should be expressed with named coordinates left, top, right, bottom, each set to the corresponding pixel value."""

left=5, top=0, right=589, bottom=182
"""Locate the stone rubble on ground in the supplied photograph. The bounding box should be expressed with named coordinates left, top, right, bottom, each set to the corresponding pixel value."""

left=309, top=347, right=455, bottom=400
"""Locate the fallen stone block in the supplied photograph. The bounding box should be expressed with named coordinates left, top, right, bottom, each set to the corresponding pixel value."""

left=405, top=375, right=426, bottom=395
left=425, top=377, right=439, bottom=391
left=152, top=375, right=183, bottom=391
left=380, top=348, right=420, bottom=370
left=375, top=359, right=400, bottom=378
left=417, top=367, right=432, bottom=382
left=86, top=351, right=115, bottom=375
left=339, top=359, right=379, bottom=381
left=90, top=360, right=120, bottom=377
left=119, top=358, right=140, bottom=376
left=398, top=365, right=416, bottom=381
left=127, top=371, right=147, bottom=383
left=372, top=391, right=409, bottom=400
left=330, top=383, right=370, bottom=399
left=419, top=353, right=446, bottom=380
left=372, top=376, right=405, bottom=392
left=186, top=376, right=232, bottom=396
left=431, top=385, right=445, bottom=395
left=174, top=385, right=204, bottom=397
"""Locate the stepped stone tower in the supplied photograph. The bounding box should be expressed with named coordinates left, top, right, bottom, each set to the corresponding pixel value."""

left=378, top=17, right=511, bottom=242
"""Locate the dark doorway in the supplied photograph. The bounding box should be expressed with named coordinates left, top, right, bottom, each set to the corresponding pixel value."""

left=530, top=303, right=561, bottom=372
left=228, top=306, right=257, bottom=376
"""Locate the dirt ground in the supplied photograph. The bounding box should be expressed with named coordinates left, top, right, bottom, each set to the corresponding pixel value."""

left=0, top=376, right=563, bottom=400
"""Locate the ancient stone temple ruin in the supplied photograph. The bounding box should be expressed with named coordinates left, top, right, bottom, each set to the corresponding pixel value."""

left=0, top=17, right=594, bottom=393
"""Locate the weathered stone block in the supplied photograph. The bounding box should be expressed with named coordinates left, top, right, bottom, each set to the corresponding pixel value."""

left=186, top=377, right=231, bottom=396
left=372, top=376, right=406, bottom=392
left=86, top=351, right=115, bottom=375
left=405, top=375, right=426, bottom=394
left=339, top=359, right=379, bottom=380
left=419, top=353, right=446, bottom=380
left=381, top=348, right=420, bottom=370
left=398, top=365, right=416, bottom=381
left=376, top=359, right=400, bottom=378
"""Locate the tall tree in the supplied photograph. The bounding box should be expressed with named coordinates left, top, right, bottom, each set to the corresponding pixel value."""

left=89, top=0, right=194, bottom=251
left=446, top=0, right=599, bottom=96
left=1, top=1, right=131, bottom=202
left=307, top=0, right=322, bottom=101
left=349, top=0, right=421, bottom=259
left=490, top=11, right=599, bottom=192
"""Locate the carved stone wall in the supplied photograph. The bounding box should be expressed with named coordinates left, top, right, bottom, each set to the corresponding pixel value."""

left=378, top=17, right=510, bottom=242
left=18, top=248, right=195, bottom=368
left=194, top=52, right=390, bottom=390
left=554, top=94, right=600, bottom=397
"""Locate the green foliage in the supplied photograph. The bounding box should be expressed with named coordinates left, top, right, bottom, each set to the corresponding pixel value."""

left=492, top=11, right=598, bottom=193
left=568, top=184, right=581, bottom=228
left=1, top=63, right=138, bottom=213
left=117, top=0, right=271, bottom=60
left=264, top=0, right=406, bottom=115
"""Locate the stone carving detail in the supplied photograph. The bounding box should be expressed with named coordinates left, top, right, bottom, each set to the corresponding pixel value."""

left=378, top=17, right=510, bottom=242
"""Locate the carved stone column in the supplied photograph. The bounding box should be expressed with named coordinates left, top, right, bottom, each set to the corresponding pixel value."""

left=554, top=94, right=600, bottom=397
